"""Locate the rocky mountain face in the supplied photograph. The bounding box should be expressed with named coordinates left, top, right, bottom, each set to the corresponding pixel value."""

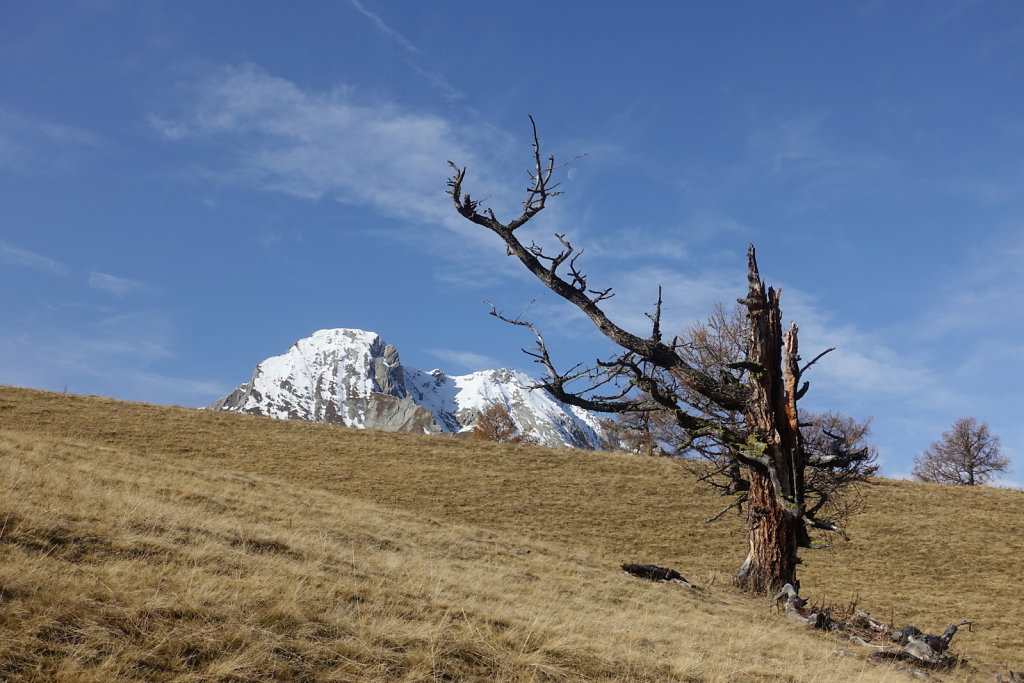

left=208, top=328, right=605, bottom=449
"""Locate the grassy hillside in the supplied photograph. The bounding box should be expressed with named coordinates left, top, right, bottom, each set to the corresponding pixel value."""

left=1, top=386, right=1021, bottom=681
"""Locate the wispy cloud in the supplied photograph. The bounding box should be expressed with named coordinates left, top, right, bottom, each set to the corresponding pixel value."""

left=540, top=256, right=953, bottom=411
left=752, top=114, right=893, bottom=176
left=88, top=271, right=153, bottom=297
left=0, top=107, right=99, bottom=174
left=152, top=63, right=526, bottom=288
left=148, top=115, right=190, bottom=140
left=889, top=226, right=1024, bottom=440
left=584, top=213, right=749, bottom=265
left=745, top=113, right=899, bottom=212
left=603, top=265, right=739, bottom=338
left=923, top=0, right=988, bottom=31
left=0, top=308, right=223, bottom=406
left=154, top=64, right=482, bottom=223
left=118, top=371, right=229, bottom=406
left=426, top=348, right=501, bottom=371
left=775, top=284, right=956, bottom=406
left=0, top=335, right=223, bottom=407
left=347, top=0, right=463, bottom=100
left=0, top=312, right=169, bottom=386
left=916, top=228, right=1024, bottom=339
left=349, top=0, right=422, bottom=54
left=404, top=60, right=464, bottom=102
left=585, top=227, right=692, bottom=263
left=0, top=239, right=66, bottom=274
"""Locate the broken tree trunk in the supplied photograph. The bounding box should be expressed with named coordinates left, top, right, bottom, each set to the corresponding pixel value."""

left=773, top=583, right=972, bottom=670
left=733, top=248, right=805, bottom=594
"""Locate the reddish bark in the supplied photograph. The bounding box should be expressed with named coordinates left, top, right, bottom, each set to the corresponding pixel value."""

left=734, top=468, right=800, bottom=593
left=732, top=248, right=806, bottom=593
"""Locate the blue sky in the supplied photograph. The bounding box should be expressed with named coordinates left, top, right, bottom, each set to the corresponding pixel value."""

left=3, top=1, right=1024, bottom=481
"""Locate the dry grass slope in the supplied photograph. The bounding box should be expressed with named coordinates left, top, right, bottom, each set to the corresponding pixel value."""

left=0, top=386, right=1021, bottom=681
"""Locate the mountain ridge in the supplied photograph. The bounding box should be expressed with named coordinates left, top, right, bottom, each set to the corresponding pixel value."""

left=208, top=328, right=604, bottom=449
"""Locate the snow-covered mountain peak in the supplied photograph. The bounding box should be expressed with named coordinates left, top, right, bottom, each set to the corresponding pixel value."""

left=209, top=328, right=604, bottom=449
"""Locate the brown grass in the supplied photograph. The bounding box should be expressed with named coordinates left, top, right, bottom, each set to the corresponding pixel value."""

left=0, top=385, right=1021, bottom=681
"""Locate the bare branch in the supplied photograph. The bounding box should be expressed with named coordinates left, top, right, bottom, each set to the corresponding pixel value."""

left=446, top=121, right=747, bottom=413
left=646, top=286, right=664, bottom=342
left=806, top=449, right=871, bottom=468
left=803, top=515, right=848, bottom=542
left=799, top=347, right=836, bottom=376
left=705, top=494, right=747, bottom=523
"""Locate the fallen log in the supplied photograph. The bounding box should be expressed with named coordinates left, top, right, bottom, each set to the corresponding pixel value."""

left=772, top=583, right=846, bottom=631
left=621, top=563, right=704, bottom=592
left=891, top=621, right=971, bottom=664
left=772, top=583, right=971, bottom=669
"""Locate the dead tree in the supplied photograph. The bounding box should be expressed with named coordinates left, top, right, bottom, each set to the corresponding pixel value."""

left=631, top=304, right=876, bottom=534
left=446, top=118, right=863, bottom=594
left=775, top=583, right=972, bottom=672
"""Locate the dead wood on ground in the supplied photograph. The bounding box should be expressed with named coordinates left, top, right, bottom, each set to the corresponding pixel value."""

left=621, top=563, right=705, bottom=593
left=773, top=583, right=972, bottom=677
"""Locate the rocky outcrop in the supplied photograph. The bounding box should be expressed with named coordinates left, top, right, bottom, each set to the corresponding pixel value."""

left=362, top=393, right=438, bottom=434
left=208, top=328, right=604, bottom=449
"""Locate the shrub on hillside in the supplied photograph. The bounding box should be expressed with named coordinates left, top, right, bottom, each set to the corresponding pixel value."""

left=472, top=404, right=535, bottom=444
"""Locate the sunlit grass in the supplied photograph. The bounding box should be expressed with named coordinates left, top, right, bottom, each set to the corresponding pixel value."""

left=1, top=385, right=1020, bottom=680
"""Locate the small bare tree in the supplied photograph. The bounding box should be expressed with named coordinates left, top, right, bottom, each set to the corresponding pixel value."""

left=912, top=417, right=1009, bottom=486
left=446, top=118, right=866, bottom=593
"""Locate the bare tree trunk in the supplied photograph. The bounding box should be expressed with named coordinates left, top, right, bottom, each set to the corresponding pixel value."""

left=733, top=247, right=805, bottom=593
left=734, top=467, right=800, bottom=593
